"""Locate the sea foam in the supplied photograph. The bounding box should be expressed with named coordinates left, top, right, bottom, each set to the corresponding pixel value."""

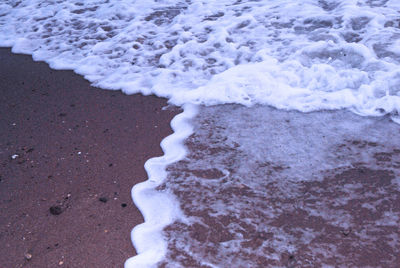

left=1, top=0, right=400, bottom=116
left=125, top=104, right=197, bottom=267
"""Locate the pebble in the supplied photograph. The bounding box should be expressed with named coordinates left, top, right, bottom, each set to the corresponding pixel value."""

left=49, top=206, right=63, bottom=215
left=99, top=197, right=108, bottom=203
left=25, top=253, right=32, bottom=260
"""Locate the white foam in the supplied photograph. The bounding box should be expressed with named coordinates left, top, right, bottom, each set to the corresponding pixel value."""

left=1, top=0, right=400, bottom=116
left=125, top=104, right=197, bottom=268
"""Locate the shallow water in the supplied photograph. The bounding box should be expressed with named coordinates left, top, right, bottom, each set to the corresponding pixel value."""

left=160, top=105, right=400, bottom=267
left=1, top=0, right=400, bottom=266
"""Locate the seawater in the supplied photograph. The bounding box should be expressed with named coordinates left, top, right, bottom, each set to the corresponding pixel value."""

left=160, top=106, right=400, bottom=267
left=1, top=0, right=400, bottom=267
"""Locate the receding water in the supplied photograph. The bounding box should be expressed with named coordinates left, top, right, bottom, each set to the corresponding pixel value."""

left=160, top=105, right=400, bottom=267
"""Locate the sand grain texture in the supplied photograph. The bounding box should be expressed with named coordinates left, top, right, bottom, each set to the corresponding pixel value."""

left=0, top=48, right=178, bottom=268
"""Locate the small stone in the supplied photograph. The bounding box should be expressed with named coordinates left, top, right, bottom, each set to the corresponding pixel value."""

left=49, top=206, right=63, bottom=215
left=342, top=228, right=352, bottom=236
left=25, top=253, right=32, bottom=260
left=11, top=154, right=19, bottom=159
left=99, top=197, right=108, bottom=203
left=59, top=260, right=64, bottom=265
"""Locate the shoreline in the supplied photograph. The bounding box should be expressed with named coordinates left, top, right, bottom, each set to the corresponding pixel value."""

left=0, top=48, right=179, bottom=267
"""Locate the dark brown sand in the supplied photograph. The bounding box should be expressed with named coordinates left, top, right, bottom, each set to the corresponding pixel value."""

left=0, top=48, right=179, bottom=267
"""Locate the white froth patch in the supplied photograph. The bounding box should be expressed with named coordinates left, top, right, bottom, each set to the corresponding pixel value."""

left=125, top=104, right=197, bottom=268
left=1, top=0, right=400, bottom=116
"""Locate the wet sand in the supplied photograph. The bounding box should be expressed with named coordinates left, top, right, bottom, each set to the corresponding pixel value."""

left=160, top=105, right=400, bottom=267
left=0, top=48, right=179, bottom=267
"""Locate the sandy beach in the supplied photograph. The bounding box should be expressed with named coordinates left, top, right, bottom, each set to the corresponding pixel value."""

left=0, top=48, right=179, bottom=267
left=2, top=1, right=400, bottom=267
left=1, top=46, right=400, bottom=267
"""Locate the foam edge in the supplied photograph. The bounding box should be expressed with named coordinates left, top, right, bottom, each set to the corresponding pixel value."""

left=125, top=103, right=198, bottom=268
